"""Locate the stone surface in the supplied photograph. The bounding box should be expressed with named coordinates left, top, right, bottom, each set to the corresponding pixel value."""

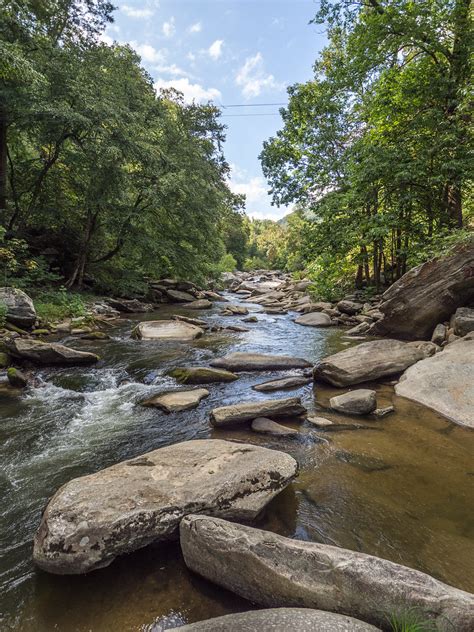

left=141, top=388, right=209, bottom=412
left=369, top=240, right=474, bottom=339
left=294, top=312, right=332, bottom=327
left=306, top=415, right=333, bottom=427
left=176, top=609, right=381, bottom=631
left=431, top=323, right=448, bottom=345
left=132, top=320, right=203, bottom=341
left=183, top=299, right=213, bottom=310
left=173, top=315, right=209, bottom=329
left=108, top=298, right=151, bottom=313
left=221, top=304, right=249, bottom=316
left=395, top=338, right=474, bottom=428
left=5, top=338, right=99, bottom=365
left=314, top=339, right=434, bottom=387
left=6, top=367, right=27, bottom=388
left=251, top=417, right=298, bottom=437
left=252, top=376, right=312, bottom=392
left=337, top=299, right=363, bottom=315
left=451, top=307, right=474, bottom=337
left=33, top=440, right=298, bottom=574
left=180, top=515, right=474, bottom=632
left=168, top=367, right=238, bottom=384
left=0, top=287, right=36, bottom=327
left=373, top=406, right=395, bottom=418
left=211, top=352, right=312, bottom=372
left=210, top=397, right=306, bottom=427
left=330, top=389, right=377, bottom=415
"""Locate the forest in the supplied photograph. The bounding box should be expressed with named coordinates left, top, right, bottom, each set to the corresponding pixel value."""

left=1, top=0, right=472, bottom=305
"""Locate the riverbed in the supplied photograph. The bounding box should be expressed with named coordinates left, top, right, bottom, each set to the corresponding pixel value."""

left=1, top=294, right=473, bottom=631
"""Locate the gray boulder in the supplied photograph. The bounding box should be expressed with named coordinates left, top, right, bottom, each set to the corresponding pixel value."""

left=294, top=312, right=332, bottom=327
left=431, top=323, right=447, bottom=345
left=330, top=389, right=377, bottom=415
left=210, top=397, right=306, bottom=427
left=337, top=299, right=363, bottom=315
left=451, top=307, right=474, bottom=337
left=395, top=337, right=474, bottom=428
left=33, top=440, right=297, bottom=575
left=168, top=367, right=238, bottom=384
left=132, top=320, right=203, bottom=341
left=0, top=287, right=36, bottom=327
left=108, top=298, right=151, bottom=313
left=166, top=289, right=196, bottom=303
left=314, top=339, right=435, bottom=387
left=5, top=338, right=99, bottom=365
left=183, top=299, right=213, bottom=310
left=252, top=376, right=312, bottom=392
left=180, top=515, right=474, bottom=632
left=211, top=352, right=312, bottom=372
left=175, top=609, right=380, bottom=631
left=141, top=388, right=209, bottom=412
left=251, top=417, right=298, bottom=437
left=369, top=240, right=474, bottom=339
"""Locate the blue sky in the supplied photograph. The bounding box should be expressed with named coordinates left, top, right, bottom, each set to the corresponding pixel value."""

left=102, top=0, right=326, bottom=220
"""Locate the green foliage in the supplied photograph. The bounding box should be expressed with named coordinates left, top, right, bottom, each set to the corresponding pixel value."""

left=0, top=301, right=7, bottom=327
left=386, top=607, right=441, bottom=632
left=34, top=288, right=87, bottom=323
left=216, top=253, right=238, bottom=273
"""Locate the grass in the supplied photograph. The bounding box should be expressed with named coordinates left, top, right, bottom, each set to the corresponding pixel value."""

left=33, top=289, right=90, bottom=324
left=386, top=608, right=441, bottom=632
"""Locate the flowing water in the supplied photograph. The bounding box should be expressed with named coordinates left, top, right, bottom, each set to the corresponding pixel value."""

left=1, top=295, right=473, bottom=631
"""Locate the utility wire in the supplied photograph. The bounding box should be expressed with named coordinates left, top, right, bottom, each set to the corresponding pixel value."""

left=220, top=102, right=287, bottom=108
left=221, top=112, right=282, bottom=117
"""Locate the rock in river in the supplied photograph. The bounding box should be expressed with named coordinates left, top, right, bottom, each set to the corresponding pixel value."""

left=33, top=439, right=297, bottom=574
left=330, top=389, right=377, bottom=415
left=141, top=388, right=209, bottom=412
left=252, top=376, right=312, bottom=392
left=210, top=352, right=312, bottom=372
left=168, top=367, right=238, bottom=384
left=251, top=417, right=298, bottom=437
left=183, top=299, right=213, bottom=310
left=210, top=397, right=306, bottom=427
left=180, top=515, right=474, bottom=632
left=5, top=338, right=99, bottom=365
left=132, top=320, right=203, bottom=341
left=0, top=287, right=36, bottom=327
left=176, top=608, right=381, bottom=631
left=294, top=312, right=332, bottom=327
left=314, top=339, right=435, bottom=387
left=395, top=336, right=474, bottom=428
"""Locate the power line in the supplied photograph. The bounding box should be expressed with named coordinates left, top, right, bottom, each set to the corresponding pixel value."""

left=221, top=112, right=282, bottom=117
left=220, top=102, right=287, bottom=108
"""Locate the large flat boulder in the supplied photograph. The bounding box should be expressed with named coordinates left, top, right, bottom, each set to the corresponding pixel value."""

left=33, top=440, right=297, bottom=575
left=180, top=516, right=474, bottom=632
left=166, top=289, right=196, bottom=303
left=253, top=376, right=312, bottom=392
left=314, top=339, right=435, bottom=387
left=369, top=240, right=474, bottom=340
left=168, top=367, right=238, bottom=384
left=141, top=388, right=209, bottom=412
left=0, top=287, right=36, bottom=327
left=395, top=337, right=474, bottom=428
left=5, top=338, right=99, bottom=365
left=210, top=352, right=312, bottom=372
left=176, top=609, right=380, bottom=631
left=132, top=320, right=203, bottom=341
left=294, top=312, right=332, bottom=327
left=210, top=397, right=306, bottom=427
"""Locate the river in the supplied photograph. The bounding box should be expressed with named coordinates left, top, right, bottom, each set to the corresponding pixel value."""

left=1, top=293, right=473, bottom=631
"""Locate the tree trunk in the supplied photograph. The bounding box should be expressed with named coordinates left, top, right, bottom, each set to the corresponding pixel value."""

left=0, top=102, right=7, bottom=219
left=66, top=210, right=98, bottom=288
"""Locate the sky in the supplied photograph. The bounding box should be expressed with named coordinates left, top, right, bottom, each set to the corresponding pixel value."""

left=102, top=0, right=327, bottom=220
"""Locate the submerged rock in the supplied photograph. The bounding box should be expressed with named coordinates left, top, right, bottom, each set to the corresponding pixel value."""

left=33, top=439, right=298, bottom=575
left=211, top=352, right=312, bottom=372
left=306, top=415, right=333, bottom=427
left=180, top=515, right=474, bottom=632
left=0, top=287, right=36, bottom=328
left=168, top=367, right=238, bottom=384
left=210, top=397, right=306, bottom=427
left=330, top=389, right=377, bottom=415
left=294, top=312, right=332, bottom=327
left=395, top=337, right=474, bottom=428
left=252, top=376, right=312, bottom=392
left=251, top=417, right=298, bottom=437
left=132, top=320, right=204, bottom=341
left=141, top=388, right=209, bottom=412
left=369, top=240, right=474, bottom=340
left=314, top=339, right=434, bottom=387
left=176, top=608, right=381, bottom=631
left=5, top=338, right=99, bottom=365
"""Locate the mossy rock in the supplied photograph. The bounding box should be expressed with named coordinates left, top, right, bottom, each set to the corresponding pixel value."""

left=167, top=366, right=239, bottom=384
left=80, top=331, right=110, bottom=340
left=7, top=367, right=28, bottom=388
left=32, top=329, right=51, bottom=336
left=0, top=352, right=10, bottom=368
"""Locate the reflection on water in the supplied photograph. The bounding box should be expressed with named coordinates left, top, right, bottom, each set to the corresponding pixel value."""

left=0, top=297, right=473, bottom=631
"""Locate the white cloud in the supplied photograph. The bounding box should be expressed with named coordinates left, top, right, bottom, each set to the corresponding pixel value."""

left=99, top=33, right=114, bottom=45
left=162, top=17, right=176, bottom=38
left=121, top=4, right=154, bottom=19
left=154, top=63, right=189, bottom=77
left=130, top=41, right=166, bottom=64
left=229, top=165, right=290, bottom=220
left=208, top=39, right=224, bottom=60
left=154, top=77, right=221, bottom=103
left=235, top=52, right=284, bottom=99
left=187, top=52, right=196, bottom=62
left=188, top=22, right=202, bottom=34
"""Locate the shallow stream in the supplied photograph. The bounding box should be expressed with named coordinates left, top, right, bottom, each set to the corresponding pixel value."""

left=1, top=294, right=473, bottom=631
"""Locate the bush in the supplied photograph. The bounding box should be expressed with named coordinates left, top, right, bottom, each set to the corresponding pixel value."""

left=0, top=301, right=7, bottom=327
left=34, top=288, right=88, bottom=323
